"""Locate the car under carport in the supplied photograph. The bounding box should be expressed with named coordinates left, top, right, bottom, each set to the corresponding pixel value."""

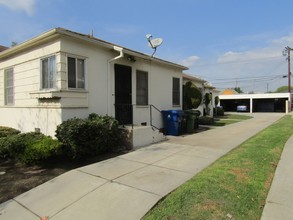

left=219, top=93, right=291, bottom=113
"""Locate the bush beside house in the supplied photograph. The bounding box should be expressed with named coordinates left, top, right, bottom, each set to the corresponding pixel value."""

left=0, top=114, right=129, bottom=164
left=198, top=116, right=215, bottom=125
left=0, top=132, right=62, bottom=164
left=56, top=114, right=130, bottom=160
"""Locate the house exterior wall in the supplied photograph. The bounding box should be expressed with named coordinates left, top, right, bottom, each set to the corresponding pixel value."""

left=111, top=56, right=183, bottom=128
left=0, top=34, right=184, bottom=136
left=0, top=40, right=63, bottom=135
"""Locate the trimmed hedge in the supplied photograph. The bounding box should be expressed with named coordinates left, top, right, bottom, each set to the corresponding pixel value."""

left=55, top=114, right=129, bottom=160
left=198, top=116, right=214, bottom=125
left=214, top=107, right=224, bottom=116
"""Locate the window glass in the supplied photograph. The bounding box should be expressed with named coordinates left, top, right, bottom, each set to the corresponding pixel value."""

left=136, top=70, right=148, bottom=105
left=77, top=59, right=85, bottom=88
left=68, top=57, right=85, bottom=89
left=41, top=56, right=56, bottom=89
left=68, top=57, right=76, bottom=88
left=4, top=68, right=14, bottom=105
left=172, top=77, right=180, bottom=105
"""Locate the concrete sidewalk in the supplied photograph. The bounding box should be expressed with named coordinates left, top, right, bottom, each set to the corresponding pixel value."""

left=0, top=113, right=285, bottom=220
left=261, top=134, right=293, bottom=220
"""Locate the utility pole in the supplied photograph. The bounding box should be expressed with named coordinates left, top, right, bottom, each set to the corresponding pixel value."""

left=283, top=46, right=293, bottom=93
left=283, top=46, right=293, bottom=112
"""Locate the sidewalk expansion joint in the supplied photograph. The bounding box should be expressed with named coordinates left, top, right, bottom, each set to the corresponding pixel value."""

left=13, top=199, right=40, bottom=219
left=111, top=180, right=162, bottom=198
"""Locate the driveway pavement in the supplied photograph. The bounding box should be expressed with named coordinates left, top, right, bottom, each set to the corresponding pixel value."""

left=0, top=113, right=286, bottom=220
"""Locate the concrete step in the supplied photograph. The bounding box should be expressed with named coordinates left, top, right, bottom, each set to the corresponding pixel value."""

left=126, top=126, right=167, bottom=149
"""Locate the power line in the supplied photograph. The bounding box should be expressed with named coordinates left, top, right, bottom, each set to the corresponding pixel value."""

left=192, top=55, right=283, bottom=67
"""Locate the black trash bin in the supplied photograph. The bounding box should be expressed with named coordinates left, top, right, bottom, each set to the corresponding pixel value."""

left=184, top=110, right=201, bottom=133
left=162, top=110, right=184, bottom=136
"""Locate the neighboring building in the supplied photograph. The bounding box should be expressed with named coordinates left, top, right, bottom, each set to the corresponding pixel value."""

left=219, top=93, right=291, bottom=113
left=182, top=73, right=217, bottom=116
left=0, top=28, right=187, bottom=141
left=0, top=45, right=8, bottom=52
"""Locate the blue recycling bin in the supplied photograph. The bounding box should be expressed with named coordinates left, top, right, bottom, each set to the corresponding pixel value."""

left=162, top=110, right=184, bottom=136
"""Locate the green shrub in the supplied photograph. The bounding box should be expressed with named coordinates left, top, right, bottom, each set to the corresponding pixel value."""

left=214, top=107, right=224, bottom=116
left=0, top=137, right=11, bottom=158
left=0, top=132, right=62, bottom=164
left=198, top=116, right=214, bottom=125
left=55, top=114, right=129, bottom=160
left=20, top=137, right=62, bottom=164
left=0, top=126, right=20, bottom=138
left=0, top=134, right=27, bottom=159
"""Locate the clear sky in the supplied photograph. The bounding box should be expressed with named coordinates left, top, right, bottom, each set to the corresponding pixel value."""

left=1, top=0, right=293, bottom=93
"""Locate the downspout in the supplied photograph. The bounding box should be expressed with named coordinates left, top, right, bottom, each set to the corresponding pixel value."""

left=107, top=46, right=124, bottom=116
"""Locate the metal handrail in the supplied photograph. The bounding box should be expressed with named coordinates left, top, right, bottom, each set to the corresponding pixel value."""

left=150, top=104, right=162, bottom=131
left=114, top=103, right=163, bottom=132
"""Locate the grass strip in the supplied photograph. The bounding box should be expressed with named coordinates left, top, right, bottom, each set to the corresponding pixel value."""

left=213, top=114, right=253, bottom=126
left=225, top=114, right=253, bottom=120
left=144, top=115, right=293, bottom=220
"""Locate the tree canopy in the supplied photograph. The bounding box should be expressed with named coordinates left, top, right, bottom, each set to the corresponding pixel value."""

left=183, top=81, right=202, bottom=110
left=234, top=87, right=244, bottom=94
left=274, top=86, right=293, bottom=93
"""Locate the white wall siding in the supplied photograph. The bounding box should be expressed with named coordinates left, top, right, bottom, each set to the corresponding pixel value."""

left=0, top=40, right=61, bottom=107
left=0, top=107, right=62, bottom=136
left=60, top=37, right=111, bottom=116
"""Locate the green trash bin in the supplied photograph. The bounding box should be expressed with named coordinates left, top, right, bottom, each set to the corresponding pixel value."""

left=184, top=110, right=201, bottom=133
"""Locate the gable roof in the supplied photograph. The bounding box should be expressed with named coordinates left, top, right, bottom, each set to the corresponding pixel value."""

left=220, top=88, right=239, bottom=95
left=0, top=28, right=188, bottom=71
left=183, top=73, right=216, bottom=89
left=182, top=73, right=206, bottom=83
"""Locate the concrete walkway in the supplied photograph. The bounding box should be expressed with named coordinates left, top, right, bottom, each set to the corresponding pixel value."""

left=0, top=113, right=285, bottom=220
left=261, top=132, right=293, bottom=219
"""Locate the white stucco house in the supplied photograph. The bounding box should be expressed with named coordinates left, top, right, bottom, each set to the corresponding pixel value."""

left=0, top=28, right=188, bottom=146
left=182, top=73, right=218, bottom=116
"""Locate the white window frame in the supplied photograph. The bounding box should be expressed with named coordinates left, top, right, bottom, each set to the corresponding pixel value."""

left=41, top=55, right=56, bottom=90
left=4, top=68, right=14, bottom=105
left=67, top=56, right=85, bottom=89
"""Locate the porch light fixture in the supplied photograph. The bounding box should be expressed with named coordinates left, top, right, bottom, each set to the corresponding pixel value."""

left=127, top=56, right=136, bottom=62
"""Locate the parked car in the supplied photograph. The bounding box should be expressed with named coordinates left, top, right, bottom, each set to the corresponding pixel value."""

left=237, top=105, right=247, bottom=112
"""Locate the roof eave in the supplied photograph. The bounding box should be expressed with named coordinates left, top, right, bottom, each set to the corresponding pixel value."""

left=0, top=28, right=60, bottom=59
left=182, top=73, right=206, bottom=83
left=56, top=28, right=188, bottom=70
left=0, top=27, right=188, bottom=71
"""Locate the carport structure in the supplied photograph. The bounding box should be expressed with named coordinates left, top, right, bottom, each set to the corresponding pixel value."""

left=219, top=93, right=291, bottom=113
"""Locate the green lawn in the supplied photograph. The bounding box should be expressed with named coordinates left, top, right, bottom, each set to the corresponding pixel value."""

left=143, top=115, right=293, bottom=220
left=214, top=114, right=253, bottom=126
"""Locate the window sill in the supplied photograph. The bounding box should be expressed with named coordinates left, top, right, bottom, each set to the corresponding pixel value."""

left=30, top=90, right=88, bottom=99
left=136, top=105, right=149, bottom=108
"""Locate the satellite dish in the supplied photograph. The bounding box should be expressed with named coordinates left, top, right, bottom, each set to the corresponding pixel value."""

left=149, top=38, right=163, bottom=49
left=146, top=34, right=163, bottom=57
